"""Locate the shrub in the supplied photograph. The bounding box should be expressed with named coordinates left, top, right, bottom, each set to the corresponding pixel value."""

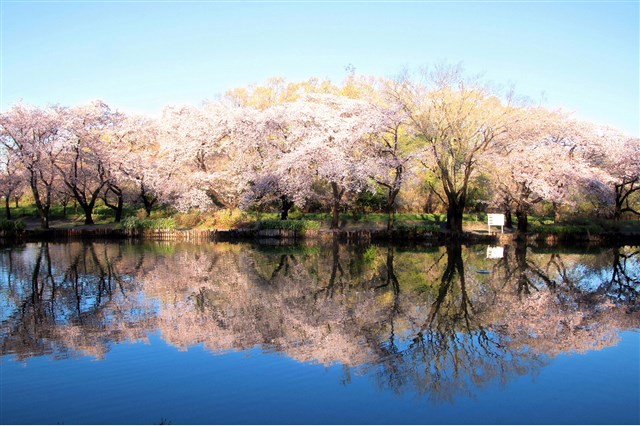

left=14, top=220, right=26, bottom=232
left=121, top=217, right=176, bottom=230
left=0, top=220, right=15, bottom=231
left=0, top=219, right=26, bottom=233
left=256, top=220, right=322, bottom=232
left=121, top=217, right=141, bottom=230
left=174, top=210, right=203, bottom=229
left=363, top=246, right=378, bottom=263
left=211, top=208, right=249, bottom=229
left=529, top=223, right=605, bottom=235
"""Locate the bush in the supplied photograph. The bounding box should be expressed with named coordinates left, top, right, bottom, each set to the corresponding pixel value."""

left=211, top=208, right=248, bottom=229
left=363, top=246, right=378, bottom=263
left=0, top=219, right=26, bottom=233
left=174, top=210, right=203, bottom=229
left=529, top=223, right=605, bottom=235
left=256, top=220, right=322, bottom=232
left=0, top=220, right=15, bottom=231
left=121, top=217, right=176, bottom=230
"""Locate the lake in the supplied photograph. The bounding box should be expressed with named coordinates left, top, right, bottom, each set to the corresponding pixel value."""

left=1, top=240, right=638, bottom=424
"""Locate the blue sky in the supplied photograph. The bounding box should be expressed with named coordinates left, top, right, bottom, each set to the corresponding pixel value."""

left=1, top=1, right=638, bottom=136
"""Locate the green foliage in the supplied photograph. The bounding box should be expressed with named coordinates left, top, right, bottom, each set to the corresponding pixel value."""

left=0, top=219, right=26, bottom=233
left=529, top=223, right=605, bottom=235
left=256, top=220, right=322, bottom=232
left=363, top=245, right=378, bottom=263
left=121, top=217, right=176, bottom=230
left=462, top=212, right=488, bottom=222
left=353, top=190, right=387, bottom=216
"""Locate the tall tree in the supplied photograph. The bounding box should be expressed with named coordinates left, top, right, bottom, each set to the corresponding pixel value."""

left=571, top=123, right=640, bottom=220
left=485, top=108, right=593, bottom=232
left=391, top=64, right=516, bottom=237
left=106, top=114, right=161, bottom=219
left=158, top=102, right=247, bottom=211
left=0, top=149, right=25, bottom=220
left=242, top=94, right=390, bottom=228
left=0, top=104, right=63, bottom=228
left=55, top=101, right=117, bottom=225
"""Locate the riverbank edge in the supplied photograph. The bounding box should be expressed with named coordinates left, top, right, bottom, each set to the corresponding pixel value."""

left=2, top=227, right=640, bottom=246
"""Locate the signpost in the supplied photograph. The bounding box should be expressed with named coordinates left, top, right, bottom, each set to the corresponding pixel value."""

left=487, top=213, right=505, bottom=234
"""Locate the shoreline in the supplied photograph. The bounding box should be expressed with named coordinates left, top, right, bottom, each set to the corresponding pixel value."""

left=2, top=226, right=639, bottom=246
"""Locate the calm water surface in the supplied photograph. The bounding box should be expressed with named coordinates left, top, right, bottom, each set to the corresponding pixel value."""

left=1, top=240, right=638, bottom=424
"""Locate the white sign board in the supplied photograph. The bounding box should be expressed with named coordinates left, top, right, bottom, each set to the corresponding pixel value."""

left=486, top=246, right=504, bottom=259
left=487, top=213, right=505, bottom=233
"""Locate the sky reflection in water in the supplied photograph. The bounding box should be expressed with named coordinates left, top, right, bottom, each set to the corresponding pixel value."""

left=1, top=241, right=638, bottom=424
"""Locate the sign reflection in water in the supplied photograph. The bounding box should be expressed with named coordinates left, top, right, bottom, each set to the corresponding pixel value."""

left=1, top=240, right=638, bottom=422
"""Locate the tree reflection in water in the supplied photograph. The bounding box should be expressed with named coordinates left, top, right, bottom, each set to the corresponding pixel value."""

left=1, top=239, right=638, bottom=401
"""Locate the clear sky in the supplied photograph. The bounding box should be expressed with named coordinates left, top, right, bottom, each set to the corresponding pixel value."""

left=1, top=0, right=638, bottom=136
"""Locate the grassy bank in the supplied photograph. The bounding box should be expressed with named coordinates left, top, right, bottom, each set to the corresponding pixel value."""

left=3, top=202, right=639, bottom=243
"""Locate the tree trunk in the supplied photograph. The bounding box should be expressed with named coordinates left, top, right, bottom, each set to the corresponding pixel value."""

left=141, top=189, right=156, bottom=217
left=280, top=195, right=293, bottom=220
left=40, top=208, right=50, bottom=229
left=504, top=205, right=513, bottom=229
left=446, top=193, right=465, bottom=238
left=114, top=196, right=123, bottom=223
left=515, top=208, right=528, bottom=233
left=330, top=182, right=344, bottom=229
left=103, top=186, right=124, bottom=223
left=424, top=191, right=435, bottom=214
left=612, top=180, right=640, bottom=220
left=30, top=178, right=50, bottom=229
left=386, top=188, right=400, bottom=232
left=83, top=209, right=94, bottom=225
left=613, top=184, right=625, bottom=220
left=14, top=196, right=19, bottom=208
left=5, top=197, right=11, bottom=220
left=551, top=202, right=562, bottom=223
left=387, top=208, right=396, bottom=232
left=78, top=200, right=96, bottom=225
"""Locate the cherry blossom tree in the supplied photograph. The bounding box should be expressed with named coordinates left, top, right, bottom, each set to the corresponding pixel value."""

left=0, top=103, right=64, bottom=228
left=485, top=108, right=602, bottom=232
left=338, top=74, right=418, bottom=230
left=0, top=148, right=25, bottom=220
left=157, top=102, right=251, bottom=212
left=104, top=114, right=162, bottom=219
left=230, top=100, right=321, bottom=219
left=570, top=123, right=639, bottom=219
left=360, top=104, right=414, bottom=230
left=235, top=94, right=392, bottom=228
left=55, top=100, right=120, bottom=225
